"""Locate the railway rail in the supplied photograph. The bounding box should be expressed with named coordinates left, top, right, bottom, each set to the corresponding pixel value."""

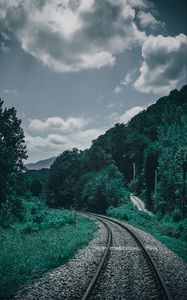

left=82, top=213, right=173, bottom=300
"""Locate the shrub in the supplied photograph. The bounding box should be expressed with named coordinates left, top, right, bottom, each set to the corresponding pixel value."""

left=171, top=208, right=183, bottom=222
left=33, top=212, right=45, bottom=224
left=46, top=218, right=65, bottom=229
left=21, top=222, right=39, bottom=234
left=0, top=201, right=13, bottom=228
left=10, top=196, right=25, bottom=222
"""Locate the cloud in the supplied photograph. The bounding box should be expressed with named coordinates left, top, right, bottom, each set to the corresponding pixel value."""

left=0, top=0, right=146, bottom=72
left=96, top=92, right=103, bottom=103
left=134, top=34, right=187, bottom=94
left=26, top=115, right=106, bottom=155
left=1, top=31, right=11, bottom=40
left=0, top=41, right=9, bottom=53
left=3, top=88, right=18, bottom=96
left=107, top=102, right=124, bottom=109
left=137, top=11, right=165, bottom=30
left=121, top=69, right=137, bottom=86
left=107, top=105, right=145, bottom=124
left=28, top=116, right=91, bottom=134
left=119, top=106, right=144, bottom=124
left=126, top=0, right=149, bottom=9
left=113, top=86, right=122, bottom=94
left=25, top=128, right=105, bottom=154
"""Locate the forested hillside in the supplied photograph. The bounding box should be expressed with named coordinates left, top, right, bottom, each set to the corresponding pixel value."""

left=0, top=86, right=187, bottom=298
left=47, top=85, right=187, bottom=216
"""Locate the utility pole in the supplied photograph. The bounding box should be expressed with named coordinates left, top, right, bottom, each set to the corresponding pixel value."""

left=154, top=169, right=158, bottom=195
left=181, top=151, right=187, bottom=214
left=132, top=162, right=136, bottom=181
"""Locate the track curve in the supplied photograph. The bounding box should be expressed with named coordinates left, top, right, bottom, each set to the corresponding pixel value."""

left=82, top=216, right=112, bottom=300
left=82, top=213, right=173, bottom=300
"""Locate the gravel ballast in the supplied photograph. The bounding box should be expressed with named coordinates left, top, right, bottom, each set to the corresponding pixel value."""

left=14, top=218, right=107, bottom=300
left=90, top=219, right=161, bottom=300
left=123, top=222, right=187, bottom=300
left=14, top=215, right=187, bottom=300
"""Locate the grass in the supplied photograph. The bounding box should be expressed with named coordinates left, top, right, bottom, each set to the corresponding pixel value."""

left=107, top=203, right=187, bottom=263
left=0, top=207, right=96, bottom=299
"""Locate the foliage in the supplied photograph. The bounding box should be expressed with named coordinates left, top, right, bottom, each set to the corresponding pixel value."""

left=81, top=165, right=129, bottom=212
left=24, top=169, right=49, bottom=196
left=47, top=148, right=85, bottom=208
left=47, top=147, right=129, bottom=212
left=0, top=100, right=27, bottom=205
left=155, top=114, right=187, bottom=214
left=47, top=85, right=187, bottom=215
left=107, top=204, right=187, bottom=262
left=0, top=212, right=96, bottom=299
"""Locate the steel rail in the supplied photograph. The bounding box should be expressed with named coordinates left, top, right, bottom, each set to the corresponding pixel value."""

left=90, top=213, right=173, bottom=300
left=82, top=215, right=112, bottom=300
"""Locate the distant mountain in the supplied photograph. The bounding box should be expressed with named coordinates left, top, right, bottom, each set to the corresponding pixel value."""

left=25, top=157, right=56, bottom=170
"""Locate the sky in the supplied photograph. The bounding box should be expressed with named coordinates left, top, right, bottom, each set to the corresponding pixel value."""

left=0, top=0, right=187, bottom=163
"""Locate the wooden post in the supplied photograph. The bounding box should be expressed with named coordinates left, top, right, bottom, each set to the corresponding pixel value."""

left=74, top=210, right=76, bottom=227
left=154, top=169, right=158, bottom=195
left=181, top=152, right=187, bottom=214
left=132, top=162, right=136, bottom=181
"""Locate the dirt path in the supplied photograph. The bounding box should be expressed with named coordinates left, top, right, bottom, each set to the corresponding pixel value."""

left=130, top=194, right=153, bottom=216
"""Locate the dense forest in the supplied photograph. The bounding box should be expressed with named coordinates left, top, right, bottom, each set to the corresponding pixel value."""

left=1, top=86, right=187, bottom=298
left=46, top=85, right=187, bottom=216
left=0, top=85, right=187, bottom=226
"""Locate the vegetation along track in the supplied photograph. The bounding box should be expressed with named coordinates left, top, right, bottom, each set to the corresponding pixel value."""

left=82, top=213, right=173, bottom=300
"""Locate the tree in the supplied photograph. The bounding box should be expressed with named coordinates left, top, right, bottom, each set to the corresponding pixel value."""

left=144, top=143, right=159, bottom=210
left=47, top=148, right=85, bottom=208
left=81, top=165, right=128, bottom=212
left=30, top=179, right=43, bottom=196
left=0, top=100, right=27, bottom=205
left=156, top=114, right=187, bottom=214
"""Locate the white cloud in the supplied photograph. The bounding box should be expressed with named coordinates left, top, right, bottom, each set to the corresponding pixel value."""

left=121, top=69, right=137, bottom=86
left=126, top=0, right=149, bottom=9
left=25, top=128, right=105, bottom=154
left=28, top=116, right=90, bottom=133
left=3, top=88, right=18, bottom=96
left=134, top=34, right=187, bottom=94
left=96, top=92, right=103, bottom=103
left=113, top=86, right=122, bottom=94
left=0, top=0, right=146, bottom=72
left=119, top=106, right=144, bottom=124
left=26, top=114, right=106, bottom=155
left=137, top=11, right=165, bottom=30
left=107, top=102, right=124, bottom=109
left=1, top=31, right=11, bottom=40
left=0, top=41, right=9, bottom=53
left=107, top=106, right=144, bottom=124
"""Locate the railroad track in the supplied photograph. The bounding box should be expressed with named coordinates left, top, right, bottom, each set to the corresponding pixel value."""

left=82, top=213, right=173, bottom=300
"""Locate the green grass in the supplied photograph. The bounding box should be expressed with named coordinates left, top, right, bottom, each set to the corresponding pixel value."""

left=0, top=209, right=96, bottom=299
left=107, top=203, right=187, bottom=263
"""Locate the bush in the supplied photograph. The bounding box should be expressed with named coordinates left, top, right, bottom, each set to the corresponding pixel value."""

left=171, top=208, right=183, bottom=222
left=29, top=198, right=47, bottom=224
left=10, top=196, right=25, bottom=222
left=0, top=196, right=25, bottom=227
left=21, top=222, right=39, bottom=234
left=46, top=218, right=65, bottom=229
left=0, top=201, right=13, bottom=228
left=33, top=212, right=45, bottom=224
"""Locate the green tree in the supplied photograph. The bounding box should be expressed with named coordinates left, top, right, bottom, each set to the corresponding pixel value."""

left=144, top=143, right=159, bottom=210
left=47, top=148, right=85, bottom=208
left=81, top=164, right=128, bottom=212
left=30, top=179, right=43, bottom=196
left=156, top=114, right=187, bottom=214
left=0, top=100, right=27, bottom=205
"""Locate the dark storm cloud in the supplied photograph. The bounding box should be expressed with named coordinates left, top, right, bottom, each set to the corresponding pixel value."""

left=134, top=34, right=187, bottom=93
left=0, top=0, right=146, bottom=72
